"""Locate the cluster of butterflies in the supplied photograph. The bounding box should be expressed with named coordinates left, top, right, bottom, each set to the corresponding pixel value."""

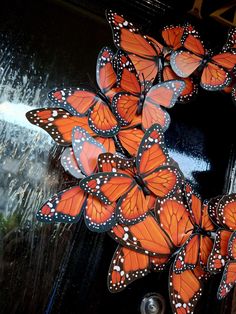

left=26, top=9, right=236, bottom=314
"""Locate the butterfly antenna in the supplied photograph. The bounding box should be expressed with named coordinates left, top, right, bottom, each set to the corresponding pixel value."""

left=86, top=72, right=97, bottom=91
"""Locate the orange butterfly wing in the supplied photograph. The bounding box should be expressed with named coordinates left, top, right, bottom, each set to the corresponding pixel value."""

left=95, top=137, right=116, bottom=154
left=129, top=54, right=159, bottom=83
left=199, top=235, right=214, bottom=270
left=108, top=245, right=150, bottom=292
left=106, top=10, right=160, bottom=82
left=169, top=264, right=205, bottom=314
left=116, top=185, right=148, bottom=224
left=96, top=47, right=117, bottom=94
left=37, top=186, right=86, bottom=223
left=201, top=62, right=231, bottom=91
left=48, top=88, right=98, bottom=116
left=108, top=245, right=169, bottom=292
left=136, top=124, right=167, bottom=173
left=174, top=234, right=200, bottom=274
left=117, top=128, right=144, bottom=157
left=109, top=214, right=174, bottom=256
left=112, top=92, right=139, bottom=126
left=84, top=195, right=116, bottom=232
left=142, top=102, right=170, bottom=131
left=170, top=50, right=202, bottom=78
left=116, top=50, right=141, bottom=95
left=228, top=231, right=236, bottom=260
left=182, top=29, right=205, bottom=55
left=208, top=229, right=231, bottom=273
left=80, top=172, right=134, bottom=205
left=143, top=166, right=181, bottom=198
left=88, top=99, right=120, bottom=137
left=142, top=80, right=185, bottom=130
left=156, top=197, right=192, bottom=247
left=162, top=65, right=198, bottom=103
left=212, top=52, right=236, bottom=71
left=217, top=194, right=236, bottom=230
left=26, top=108, right=95, bottom=145
left=217, top=260, right=236, bottom=300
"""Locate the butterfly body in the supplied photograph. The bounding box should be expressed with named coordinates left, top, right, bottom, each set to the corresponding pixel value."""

left=133, top=174, right=151, bottom=196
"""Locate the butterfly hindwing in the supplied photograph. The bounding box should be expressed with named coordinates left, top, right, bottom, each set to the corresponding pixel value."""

left=48, top=87, right=99, bottom=116
left=72, top=126, right=106, bottom=176
left=61, top=147, right=85, bottom=179
left=96, top=46, right=117, bottom=94
left=84, top=195, right=117, bottom=232
left=207, top=229, right=231, bottom=273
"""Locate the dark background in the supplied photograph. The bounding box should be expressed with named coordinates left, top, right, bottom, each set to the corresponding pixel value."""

left=0, top=0, right=235, bottom=313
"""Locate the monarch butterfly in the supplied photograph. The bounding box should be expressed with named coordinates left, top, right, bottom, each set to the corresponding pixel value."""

left=172, top=183, right=215, bottom=273
left=109, top=184, right=195, bottom=256
left=106, top=9, right=162, bottom=83
left=170, top=28, right=236, bottom=91
left=80, top=124, right=182, bottom=225
left=217, top=231, right=236, bottom=299
left=107, top=245, right=168, bottom=292
left=106, top=9, right=192, bottom=83
left=26, top=106, right=145, bottom=157
left=47, top=47, right=121, bottom=137
left=112, top=50, right=185, bottom=131
left=36, top=127, right=128, bottom=232
left=169, top=262, right=210, bottom=314
left=207, top=194, right=236, bottom=274
left=161, top=24, right=198, bottom=104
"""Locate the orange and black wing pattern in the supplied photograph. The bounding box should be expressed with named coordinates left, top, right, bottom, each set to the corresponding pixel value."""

left=217, top=260, right=236, bottom=300
left=26, top=108, right=95, bottom=145
left=208, top=229, right=231, bottom=273
left=88, top=98, right=120, bottom=137
left=37, top=186, right=87, bottom=223
left=109, top=214, right=174, bottom=256
left=117, top=127, right=144, bottom=157
left=173, top=234, right=200, bottom=274
left=136, top=124, right=182, bottom=198
left=112, top=50, right=141, bottom=126
left=106, top=9, right=162, bottom=82
left=80, top=172, right=134, bottom=205
left=162, top=24, right=186, bottom=51
left=217, top=194, right=236, bottom=230
left=96, top=46, right=117, bottom=96
left=108, top=245, right=169, bottom=292
left=207, top=195, right=224, bottom=226
left=48, top=87, right=99, bottom=117
left=84, top=195, right=117, bottom=232
left=169, top=263, right=206, bottom=314
left=108, top=245, right=150, bottom=292
left=155, top=190, right=193, bottom=248
left=217, top=232, right=236, bottom=297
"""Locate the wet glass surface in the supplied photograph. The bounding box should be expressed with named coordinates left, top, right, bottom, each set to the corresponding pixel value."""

left=0, top=0, right=235, bottom=313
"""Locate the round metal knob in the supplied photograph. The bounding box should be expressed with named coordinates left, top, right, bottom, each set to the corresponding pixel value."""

left=140, top=293, right=165, bottom=314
